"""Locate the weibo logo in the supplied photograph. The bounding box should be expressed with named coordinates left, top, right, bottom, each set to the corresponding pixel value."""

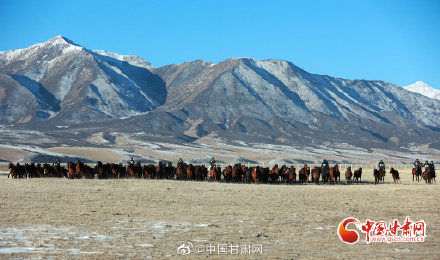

left=338, top=217, right=361, bottom=244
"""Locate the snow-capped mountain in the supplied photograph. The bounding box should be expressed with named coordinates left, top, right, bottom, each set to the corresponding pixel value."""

left=0, top=36, right=166, bottom=123
left=1, top=36, right=440, bottom=151
left=403, top=81, right=440, bottom=101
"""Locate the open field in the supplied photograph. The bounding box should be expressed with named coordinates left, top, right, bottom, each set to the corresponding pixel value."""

left=0, top=166, right=439, bottom=259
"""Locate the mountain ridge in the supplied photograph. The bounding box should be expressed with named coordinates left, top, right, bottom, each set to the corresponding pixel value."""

left=1, top=36, right=440, bottom=152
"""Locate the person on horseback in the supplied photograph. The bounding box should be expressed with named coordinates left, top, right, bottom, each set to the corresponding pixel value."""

left=129, top=157, right=135, bottom=165
left=378, top=160, right=385, bottom=172
left=321, top=159, right=329, bottom=173
left=424, top=160, right=430, bottom=172
left=414, top=159, right=420, bottom=168
left=178, top=158, right=183, bottom=164
left=53, top=157, right=60, bottom=167
left=210, top=157, right=216, bottom=167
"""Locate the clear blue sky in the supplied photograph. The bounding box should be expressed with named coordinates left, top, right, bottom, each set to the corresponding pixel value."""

left=1, top=0, right=439, bottom=88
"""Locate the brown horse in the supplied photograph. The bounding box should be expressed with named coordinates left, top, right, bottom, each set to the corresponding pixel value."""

left=241, top=165, right=247, bottom=182
left=68, top=162, right=78, bottom=179
left=186, top=164, right=194, bottom=180
left=8, top=163, right=25, bottom=179
left=412, top=165, right=422, bottom=182
left=232, top=164, right=240, bottom=182
left=328, top=164, right=339, bottom=185
left=251, top=166, right=260, bottom=184
left=311, top=166, right=320, bottom=184
left=353, top=168, right=362, bottom=183
left=390, top=167, right=400, bottom=184
left=422, top=168, right=432, bottom=184
left=287, top=166, right=296, bottom=184
left=345, top=167, right=352, bottom=184
left=209, top=165, right=216, bottom=181
left=156, top=162, right=164, bottom=179
left=298, top=163, right=310, bottom=183
left=223, top=165, right=232, bottom=182
left=177, top=162, right=186, bottom=180
left=379, top=169, right=386, bottom=183
left=373, top=169, right=380, bottom=184
left=269, top=164, right=280, bottom=183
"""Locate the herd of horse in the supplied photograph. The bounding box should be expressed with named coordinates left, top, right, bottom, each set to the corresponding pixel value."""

left=7, top=161, right=436, bottom=184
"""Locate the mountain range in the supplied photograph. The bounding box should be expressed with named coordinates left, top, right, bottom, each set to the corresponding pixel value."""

left=1, top=36, right=440, bottom=157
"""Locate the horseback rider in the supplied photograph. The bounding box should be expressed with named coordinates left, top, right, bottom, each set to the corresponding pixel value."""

left=424, top=160, right=430, bottom=172
left=378, top=160, right=385, bottom=172
left=53, top=157, right=60, bottom=167
left=414, top=159, right=420, bottom=168
left=321, top=159, right=329, bottom=173
left=178, top=158, right=183, bottom=164
left=129, top=157, right=135, bottom=165
left=210, top=157, right=216, bottom=167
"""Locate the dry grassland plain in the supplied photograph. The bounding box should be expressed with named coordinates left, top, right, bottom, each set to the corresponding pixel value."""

left=0, top=165, right=439, bottom=259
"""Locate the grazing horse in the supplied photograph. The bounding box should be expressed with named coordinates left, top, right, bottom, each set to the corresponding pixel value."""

left=373, top=169, right=381, bottom=184
left=311, top=166, right=321, bottom=184
left=412, top=165, right=422, bottom=182
left=345, top=167, right=352, bottom=184
left=353, top=168, right=362, bottom=183
left=390, top=167, right=400, bottom=184
left=298, top=164, right=310, bottom=183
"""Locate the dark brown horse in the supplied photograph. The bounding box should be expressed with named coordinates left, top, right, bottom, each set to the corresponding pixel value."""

left=186, top=164, right=194, bottom=180
left=269, top=164, right=280, bottom=183
left=287, top=166, right=296, bottom=184
left=311, top=166, right=320, bottom=184
left=422, top=167, right=433, bottom=184
left=345, top=166, right=352, bottom=184
left=177, top=162, right=186, bottom=180
left=353, top=168, right=362, bottom=183
left=251, top=166, right=260, bottom=184
left=379, top=169, right=386, bottom=183
left=373, top=169, right=380, bottom=184
left=390, top=167, right=400, bottom=184
left=223, top=165, right=232, bottom=182
left=68, top=162, right=78, bottom=179
left=412, top=165, right=422, bottom=182
left=328, top=164, right=339, bottom=185
left=299, top=163, right=310, bottom=183
left=8, top=163, right=25, bottom=179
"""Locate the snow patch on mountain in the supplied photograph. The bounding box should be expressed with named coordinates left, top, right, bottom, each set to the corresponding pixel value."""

left=403, top=81, right=440, bottom=101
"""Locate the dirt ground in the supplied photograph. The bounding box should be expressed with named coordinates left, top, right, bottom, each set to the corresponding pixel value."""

left=0, top=167, right=439, bottom=259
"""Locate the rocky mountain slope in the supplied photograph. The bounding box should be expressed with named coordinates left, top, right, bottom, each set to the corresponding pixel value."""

left=1, top=36, right=440, bottom=153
